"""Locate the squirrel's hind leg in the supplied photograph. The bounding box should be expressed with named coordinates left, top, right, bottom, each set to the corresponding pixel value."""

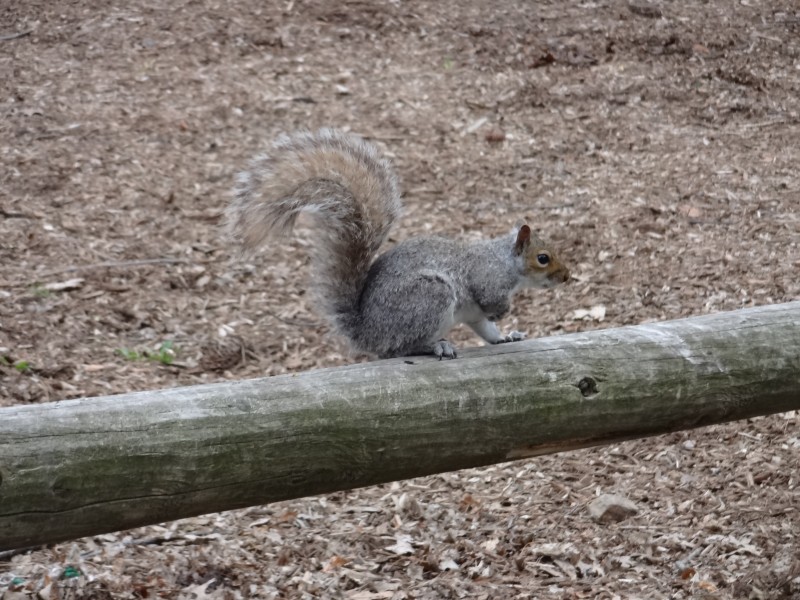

left=361, top=271, right=459, bottom=359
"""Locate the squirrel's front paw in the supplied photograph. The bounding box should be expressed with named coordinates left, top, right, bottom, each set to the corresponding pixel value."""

left=500, top=331, right=526, bottom=344
left=432, top=340, right=458, bottom=360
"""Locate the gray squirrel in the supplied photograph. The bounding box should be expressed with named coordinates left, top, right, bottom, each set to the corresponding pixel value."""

left=227, top=129, right=570, bottom=359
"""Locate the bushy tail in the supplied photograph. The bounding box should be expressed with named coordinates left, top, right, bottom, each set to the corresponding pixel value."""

left=227, top=128, right=402, bottom=333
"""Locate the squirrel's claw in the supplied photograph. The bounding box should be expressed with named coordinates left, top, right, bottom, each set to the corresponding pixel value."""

left=501, top=331, right=527, bottom=343
left=433, top=340, right=458, bottom=360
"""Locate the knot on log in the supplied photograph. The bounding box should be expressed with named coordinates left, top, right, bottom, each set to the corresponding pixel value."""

left=576, top=376, right=599, bottom=397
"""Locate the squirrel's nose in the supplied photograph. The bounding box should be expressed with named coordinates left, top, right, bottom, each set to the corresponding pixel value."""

left=551, top=266, right=570, bottom=283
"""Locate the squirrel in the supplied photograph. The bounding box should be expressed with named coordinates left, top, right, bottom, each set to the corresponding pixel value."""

left=227, top=128, right=570, bottom=360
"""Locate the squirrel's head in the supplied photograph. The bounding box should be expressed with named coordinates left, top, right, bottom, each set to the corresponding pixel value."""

left=514, top=224, right=571, bottom=289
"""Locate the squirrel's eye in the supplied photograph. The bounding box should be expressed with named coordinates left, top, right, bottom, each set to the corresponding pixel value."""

left=536, top=253, right=550, bottom=266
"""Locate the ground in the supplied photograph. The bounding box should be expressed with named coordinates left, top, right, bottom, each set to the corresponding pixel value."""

left=1, top=0, right=799, bottom=597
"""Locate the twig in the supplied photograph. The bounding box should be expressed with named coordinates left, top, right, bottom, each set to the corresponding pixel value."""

left=0, top=30, right=32, bottom=42
left=36, top=258, right=193, bottom=278
left=0, top=208, right=40, bottom=219
left=740, top=119, right=790, bottom=130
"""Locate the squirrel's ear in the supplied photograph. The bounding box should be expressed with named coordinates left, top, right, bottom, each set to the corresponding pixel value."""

left=514, top=224, right=531, bottom=255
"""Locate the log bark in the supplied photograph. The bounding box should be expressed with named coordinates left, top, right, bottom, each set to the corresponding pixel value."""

left=1, top=302, right=799, bottom=550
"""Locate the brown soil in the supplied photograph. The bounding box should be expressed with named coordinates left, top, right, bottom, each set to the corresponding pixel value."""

left=1, top=0, right=799, bottom=598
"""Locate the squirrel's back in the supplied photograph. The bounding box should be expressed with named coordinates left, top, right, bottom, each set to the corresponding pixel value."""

left=227, top=129, right=402, bottom=336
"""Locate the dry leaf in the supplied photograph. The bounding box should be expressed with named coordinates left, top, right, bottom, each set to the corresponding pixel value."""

left=572, top=305, right=606, bottom=321
left=697, top=580, right=718, bottom=593
left=346, top=591, right=393, bottom=600
left=385, top=534, right=414, bottom=555
left=42, top=278, right=84, bottom=292
left=276, top=510, right=298, bottom=523
left=324, top=555, right=349, bottom=571
left=465, top=117, right=488, bottom=134
left=588, top=493, right=638, bottom=523
left=459, top=494, right=480, bottom=511
left=179, top=580, right=218, bottom=600
left=678, top=204, right=703, bottom=218
left=439, top=558, right=459, bottom=571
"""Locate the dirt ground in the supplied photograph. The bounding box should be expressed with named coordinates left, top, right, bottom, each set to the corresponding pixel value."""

left=2, top=0, right=799, bottom=597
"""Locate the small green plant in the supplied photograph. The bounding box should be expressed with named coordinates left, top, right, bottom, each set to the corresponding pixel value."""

left=116, top=341, right=176, bottom=365
left=31, top=284, right=51, bottom=298
left=149, top=341, right=176, bottom=365
left=116, top=348, right=143, bottom=361
left=0, top=356, right=33, bottom=373
left=443, top=56, right=454, bottom=70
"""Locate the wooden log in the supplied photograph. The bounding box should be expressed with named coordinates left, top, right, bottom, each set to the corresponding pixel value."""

left=1, top=302, right=799, bottom=550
